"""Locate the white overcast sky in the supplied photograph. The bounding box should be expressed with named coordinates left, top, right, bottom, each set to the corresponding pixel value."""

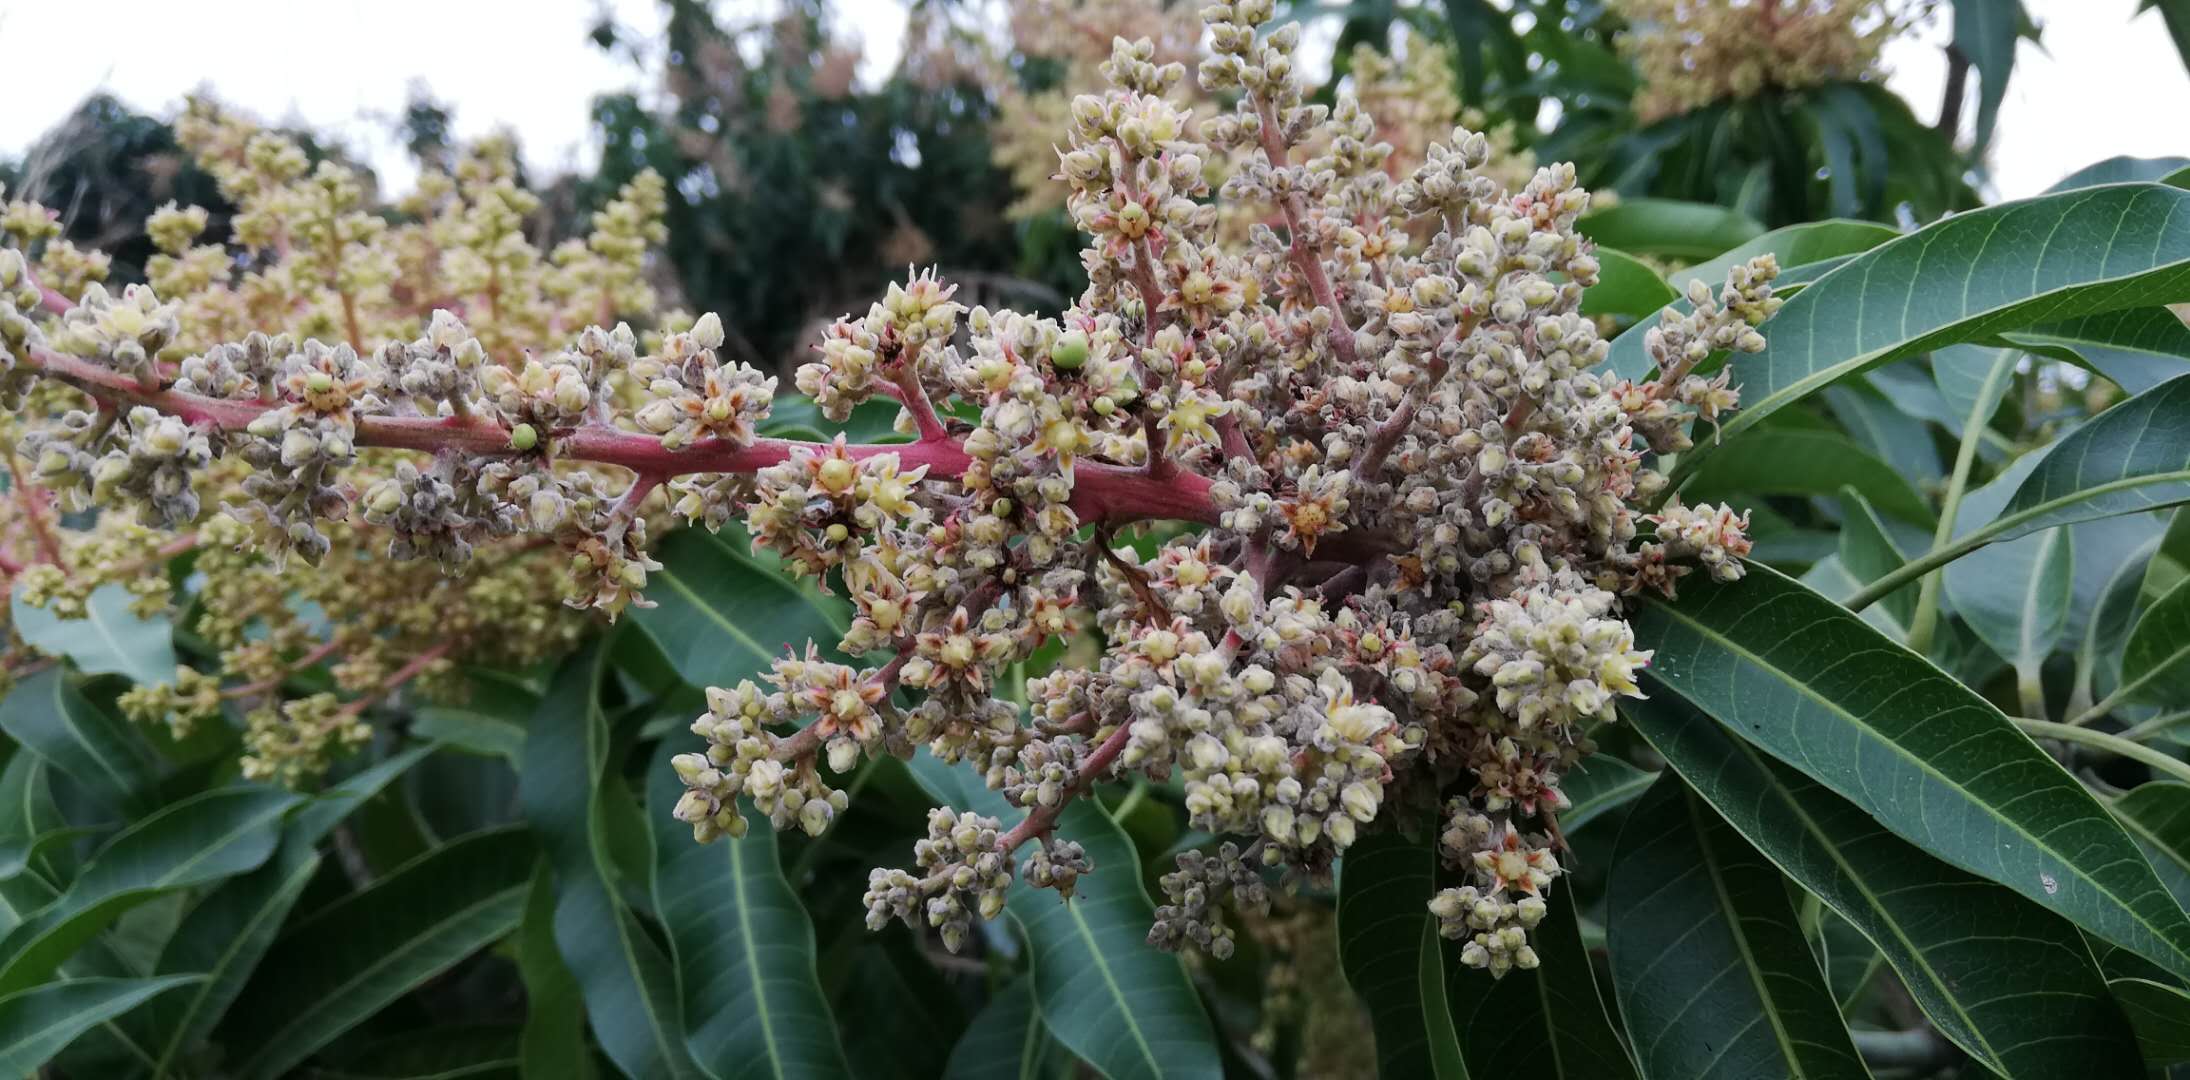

left=0, top=0, right=2183, bottom=203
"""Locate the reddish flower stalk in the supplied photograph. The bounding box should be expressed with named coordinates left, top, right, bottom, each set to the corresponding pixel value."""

left=995, top=718, right=1133, bottom=853
left=21, top=344, right=1222, bottom=530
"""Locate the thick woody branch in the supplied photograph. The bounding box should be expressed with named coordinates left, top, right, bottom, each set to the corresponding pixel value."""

left=22, top=344, right=1222, bottom=530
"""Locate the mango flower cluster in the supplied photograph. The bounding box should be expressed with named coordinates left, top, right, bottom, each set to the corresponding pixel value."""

left=1615, top=0, right=1926, bottom=122
left=1, top=4, right=1778, bottom=976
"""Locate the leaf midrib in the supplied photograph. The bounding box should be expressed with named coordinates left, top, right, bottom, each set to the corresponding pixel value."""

left=1684, top=793, right=1811, bottom=1074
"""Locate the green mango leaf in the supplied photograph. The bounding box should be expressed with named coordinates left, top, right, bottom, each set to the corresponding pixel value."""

left=644, top=741, right=850, bottom=1079
left=2006, top=308, right=2190, bottom=393
left=1445, top=887, right=1635, bottom=1080
left=1576, top=198, right=1765, bottom=262
left=1629, top=692, right=2142, bottom=1075
left=1824, top=385, right=1943, bottom=490
left=10, top=583, right=176, bottom=688
left=321, top=1025, right=522, bottom=1078
left=219, top=826, right=534, bottom=1079
left=907, top=753, right=1221, bottom=1080
left=0, top=753, right=76, bottom=885
left=943, top=978, right=1069, bottom=1080
left=122, top=743, right=435, bottom=1072
left=1835, top=488, right=1916, bottom=632
left=0, top=975, right=201, bottom=1075
left=2114, top=976, right=2190, bottom=1064
left=1811, top=909, right=1882, bottom=1013
left=630, top=525, right=852, bottom=690
left=1633, top=564, right=2190, bottom=982
left=518, top=861, right=594, bottom=1080
left=2121, top=577, right=2190, bottom=705
left=1335, top=827, right=1466, bottom=1080
left=1679, top=429, right=1934, bottom=527
left=1667, top=219, right=1901, bottom=298
left=1607, top=775, right=1865, bottom=1079
left=413, top=705, right=527, bottom=760
left=1946, top=523, right=2072, bottom=688
left=1850, top=375, right=2190, bottom=625
left=1556, top=754, right=1655, bottom=837
left=1582, top=248, right=1679, bottom=321
left=2048, top=155, right=2190, bottom=193
left=0, top=785, right=297, bottom=995
left=1674, top=183, right=2190, bottom=478
left=2140, top=0, right=2190, bottom=82
left=0, top=668, right=160, bottom=813
left=1952, top=0, right=2026, bottom=150
left=520, top=642, right=702, bottom=1080
left=2114, top=782, right=2190, bottom=909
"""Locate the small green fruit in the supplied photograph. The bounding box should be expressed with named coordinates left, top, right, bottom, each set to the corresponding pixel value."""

left=510, top=423, right=539, bottom=451
left=1051, top=330, right=1090, bottom=371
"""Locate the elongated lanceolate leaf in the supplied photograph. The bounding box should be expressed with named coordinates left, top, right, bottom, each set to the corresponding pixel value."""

left=0, top=785, right=297, bottom=995
left=1556, top=754, right=1655, bottom=838
left=518, top=863, right=593, bottom=1080
left=645, top=741, right=849, bottom=1079
left=1978, top=373, right=2190, bottom=542
left=2007, top=308, right=2190, bottom=393
left=2121, top=577, right=2190, bottom=705
left=0, top=975, right=201, bottom=1075
left=219, top=827, right=534, bottom=1079
left=1577, top=199, right=1764, bottom=262
left=908, top=754, right=1220, bottom=1080
left=1946, top=522, right=2072, bottom=681
left=521, top=643, right=703, bottom=1080
left=631, top=526, right=852, bottom=690
left=2114, top=782, right=2190, bottom=910
left=1445, top=887, right=1635, bottom=1080
left=0, top=668, right=159, bottom=813
left=1335, top=828, right=1466, bottom=1080
left=1607, top=776, right=1865, bottom=1079
left=2114, top=977, right=2190, bottom=1064
left=1676, top=183, right=2190, bottom=474
left=945, top=978, right=1069, bottom=1080
left=1628, top=692, right=2142, bottom=1076
left=9, top=583, right=177, bottom=688
left=1632, top=564, right=2190, bottom=983
left=1681, top=429, right=1933, bottom=528
left=1668, top=220, right=1901, bottom=298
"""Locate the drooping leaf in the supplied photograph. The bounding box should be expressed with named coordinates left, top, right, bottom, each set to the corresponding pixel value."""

left=1674, top=184, right=2190, bottom=475
left=218, top=826, right=534, bottom=1080
left=520, top=643, right=702, bottom=1080
left=1582, top=248, right=1680, bottom=321
left=2141, top=0, right=2190, bottom=82
left=1968, top=374, right=2190, bottom=547
left=942, top=978, right=1067, bottom=1080
left=0, top=785, right=297, bottom=995
left=413, top=705, right=527, bottom=760
left=2114, top=976, right=2190, bottom=1065
left=1555, top=753, right=1655, bottom=838
left=10, top=583, right=177, bottom=687
left=1824, top=385, right=1943, bottom=490
left=1946, top=523, right=2072, bottom=688
left=1445, top=887, right=1635, bottom=1080
left=907, top=754, right=1221, bottom=1080
left=517, top=862, right=593, bottom=1080
left=0, top=753, right=76, bottom=885
left=1667, top=219, right=1900, bottom=298
left=2006, top=308, right=2190, bottom=393
left=1952, top=0, right=2026, bottom=151
left=630, top=526, right=852, bottom=690
left=0, top=975, right=201, bottom=1076
left=1576, top=198, right=1764, bottom=262
left=1632, top=564, right=2190, bottom=982
left=1607, top=775, right=1866, bottom=1079
left=1836, top=487, right=1916, bottom=632
left=645, top=741, right=850, bottom=1079
left=1679, top=429, right=1933, bottom=527
left=0, top=668, right=160, bottom=813
left=1628, top=692, right=2142, bottom=1076
left=1335, top=827, right=1466, bottom=1080
left=2121, top=577, right=2190, bottom=705
left=2114, top=782, right=2190, bottom=910
left=125, top=744, right=438, bottom=1071
left=2047, top=155, right=2190, bottom=193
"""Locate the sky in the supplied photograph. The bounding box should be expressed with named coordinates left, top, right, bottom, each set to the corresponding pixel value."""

left=0, top=0, right=2184, bottom=202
